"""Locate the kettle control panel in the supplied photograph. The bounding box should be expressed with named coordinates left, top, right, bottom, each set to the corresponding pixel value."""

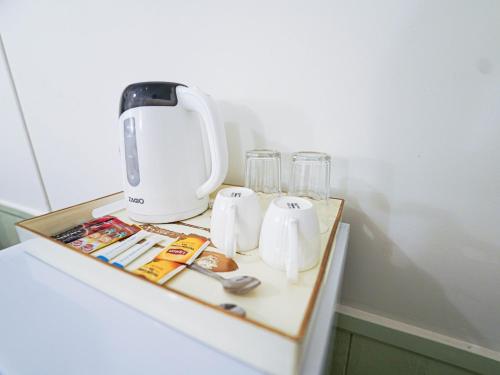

left=123, top=117, right=140, bottom=187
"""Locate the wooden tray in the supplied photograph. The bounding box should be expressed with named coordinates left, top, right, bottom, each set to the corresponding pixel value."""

left=17, top=187, right=344, bottom=375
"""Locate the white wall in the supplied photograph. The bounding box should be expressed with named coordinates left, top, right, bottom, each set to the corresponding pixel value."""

left=1, top=0, right=499, bottom=352
left=0, top=37, right=49, bottom=215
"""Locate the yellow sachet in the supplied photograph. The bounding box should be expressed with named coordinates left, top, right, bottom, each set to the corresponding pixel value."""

left=133, top=259, right=184, bottom=284
left=132, top=234, right=209, bottom=284
left=155, top=234, right=209, bottom=264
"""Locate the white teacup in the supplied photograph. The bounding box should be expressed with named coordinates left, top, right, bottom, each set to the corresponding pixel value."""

left=211, top=187, right=262, bottom=258
left=259, top=196, right=320, bottom=283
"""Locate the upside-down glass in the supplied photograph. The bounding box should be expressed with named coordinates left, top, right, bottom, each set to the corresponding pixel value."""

left=289, top=152, right=331, bottom=200
left=288, top=152, right=332, bottom=232
left=244, top=150, right=281, bottom=194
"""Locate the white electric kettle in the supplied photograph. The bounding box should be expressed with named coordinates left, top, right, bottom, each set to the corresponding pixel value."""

left=118, top=82, right=228, bottom=223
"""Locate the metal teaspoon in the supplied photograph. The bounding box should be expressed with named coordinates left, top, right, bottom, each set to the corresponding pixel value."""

left=188, top=263, right=261, bottom=295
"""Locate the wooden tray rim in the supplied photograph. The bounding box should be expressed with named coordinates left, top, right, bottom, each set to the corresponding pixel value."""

left=16, top=190, right=344, bottom=342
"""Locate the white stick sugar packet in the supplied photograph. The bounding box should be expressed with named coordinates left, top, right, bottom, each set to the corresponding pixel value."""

left=111, top=235, right=164, bottom=269
left=92, top=230, right=149, bottom=262
left=125, top=236, right=178, bottom=272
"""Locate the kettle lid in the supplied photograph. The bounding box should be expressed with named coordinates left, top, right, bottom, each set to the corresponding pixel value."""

left=119, top=82, right=187, bottom=115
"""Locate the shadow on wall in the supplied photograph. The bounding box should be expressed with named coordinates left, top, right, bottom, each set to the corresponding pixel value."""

left=337, top=162, right=492, bottom=347
left=217, top=101, right=266, bottom=185
left=335, top=2, right=500, bottom=351
left=217, top=100, right=315, bottom=192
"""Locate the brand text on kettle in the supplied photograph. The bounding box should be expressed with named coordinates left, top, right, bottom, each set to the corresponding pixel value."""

left=129, top=197, right=144, bottom=204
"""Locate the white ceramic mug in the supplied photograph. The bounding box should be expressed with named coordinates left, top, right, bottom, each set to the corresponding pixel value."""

left=259, top=196, right=320, bottom=283
left=211, top=187, right=262, bottom=258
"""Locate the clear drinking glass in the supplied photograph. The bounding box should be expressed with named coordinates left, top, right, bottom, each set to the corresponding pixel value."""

left=245, top=149, right=281, bottom=195
left=289, top=152, right=331, bottom=200
left=289, top=151, right=332, bottom=232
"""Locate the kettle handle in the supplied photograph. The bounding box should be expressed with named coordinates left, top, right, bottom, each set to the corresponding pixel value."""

left=176, top=86, right=228, bottom=199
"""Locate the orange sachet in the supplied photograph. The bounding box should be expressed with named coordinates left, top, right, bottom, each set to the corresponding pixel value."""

left=155, top=234, right=209, bottom=264
left=133, top=234, right=209, bottom=284
left=133, top=259, right=185, bottom=284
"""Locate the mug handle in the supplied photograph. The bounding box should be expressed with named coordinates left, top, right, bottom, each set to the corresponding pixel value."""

left=224, top=204, right=237, bottom=258
left=285, top=218, right=299, bottom=283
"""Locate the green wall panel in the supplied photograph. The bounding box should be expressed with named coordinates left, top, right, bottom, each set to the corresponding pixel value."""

left=0, top=210, right=22, bottom=249
left=334, top=313, right=500, bottom=375
left=327, top=328, right=352, bottom=375
left=0, top=204, right=31, bottom=250
left=346, top=335, right=476, bottom=375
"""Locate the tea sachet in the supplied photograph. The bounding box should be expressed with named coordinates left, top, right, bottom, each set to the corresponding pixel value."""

left=133, top=234, right=209, bottom=284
